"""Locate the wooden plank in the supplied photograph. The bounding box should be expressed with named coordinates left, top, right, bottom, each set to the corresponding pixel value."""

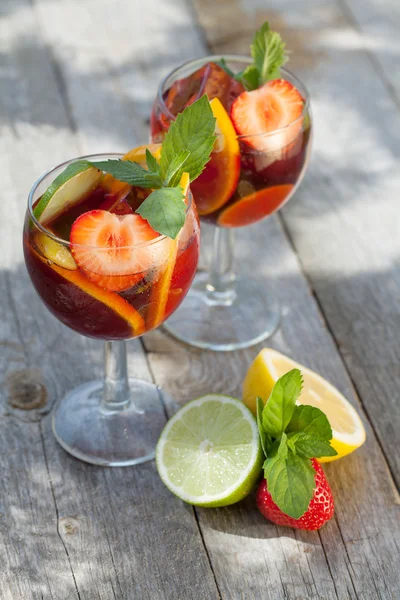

left=193, top=0, right=400, bottom=487
left=0, top=0, right=219, bottom=598
left=338, top=0, right=400, bottom=104
left=141, top=0, right=400, bottom=598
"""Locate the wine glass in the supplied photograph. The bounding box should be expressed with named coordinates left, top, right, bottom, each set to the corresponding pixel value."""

left=23, top=153, right=199, bottom=466
left=151, top=56, right=312, bottom=351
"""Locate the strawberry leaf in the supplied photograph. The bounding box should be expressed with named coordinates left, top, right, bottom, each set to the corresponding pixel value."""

left=262, top=369, right=303, bottom=438
left=287, top=405, right=333, bottom=441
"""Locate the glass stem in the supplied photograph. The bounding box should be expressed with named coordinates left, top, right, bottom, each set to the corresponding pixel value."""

left=206, top=227, right=236, bottom=305
left=101, top=340, right=131, bottom=414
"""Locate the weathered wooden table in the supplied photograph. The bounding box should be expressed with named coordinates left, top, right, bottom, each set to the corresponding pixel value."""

left=1, top=0, right=399, bottom=597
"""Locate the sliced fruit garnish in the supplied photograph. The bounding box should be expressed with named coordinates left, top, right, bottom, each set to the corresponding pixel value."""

left=123, top=144, right=161, bottom=163
left=242, top=348, right=366, bottom=462
left=31, top=246, right=145, bottom=336
left=231, top=79, right=304, bottom=152
left=191, top=98, right=240, bottom=216
left=146, top=172, right=190, bottom=328
left=34, top=161, right=102, bottom=224
left=35, top=232, right=77, bottom=270
left=164, top=63, right=244, bottom=117
left=146, top=239, right=178, bottom=330
left=100, top=144, right=162, bottom=209
left=218, top=184, right=293, bottom=228
left=70, top=210, right=161, bottom=292
left=156, top=394, right=263, bottom=507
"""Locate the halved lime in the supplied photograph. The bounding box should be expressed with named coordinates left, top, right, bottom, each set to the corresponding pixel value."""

left=34, top=161, right=102, bottom=224
left=156, top=394, right=263, bottom=507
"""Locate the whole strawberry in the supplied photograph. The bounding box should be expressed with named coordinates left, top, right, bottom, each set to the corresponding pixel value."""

left=255, top=369, right=337, bottom=530
left=256, top=458, right=334, bottom=530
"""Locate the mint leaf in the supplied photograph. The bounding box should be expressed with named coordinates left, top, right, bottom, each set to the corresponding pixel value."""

left=162, top=149, right=190, bottom=186
left=287, top=432, right=337, bottom=459
left=91, top=159, right=162, bottom=189
left=233, top=22, right=288, bottom=91
left=262, top=369, right=303, bottom=438
left=136, top=186, right=185, bottom=239
left=236, top=65, right=259, bottom=91
left=287, top=405, right=333, bottom=442
left=146, top=148, right=160, bottom=175
left=160, top=95, right=216, bottom=183
left=216, top=58, right=236, bottom=78
left=264, top=436, right=316, bottom=519
left=256, top=397, right=271, bottom=457
left=251, top=21, right=288, bottom=85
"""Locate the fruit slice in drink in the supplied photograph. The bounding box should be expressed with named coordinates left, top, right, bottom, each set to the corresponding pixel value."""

left=218, top=184, right=293, bottom=227
left=100, top=144, right=162, bottom=213
left=146, top=173, right=190, bottom=329
left=191, top=98, right=240, bottom=216
left=34, top=161, right=102, bottom=224
left=230, top=79, right=304, bottom=152
left=35, top=232, right=77, bottom=270
left=30, top=244, right=145, bottom=336
left=164, top=62, right=244, bottom=116
left=70, top=210, right=161, bottom=292
left=156, top=394, right=263, bottom=507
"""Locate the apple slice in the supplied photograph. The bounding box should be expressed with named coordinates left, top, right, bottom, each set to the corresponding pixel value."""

left=34, top=161, right=102, bottom=225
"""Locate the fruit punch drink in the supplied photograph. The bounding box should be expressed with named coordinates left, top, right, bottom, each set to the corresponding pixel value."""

left=22, top=98, right=215, bottom=466
left=150, top=23, right=312, bottom=351
left=24, top=151, right=199, bottom=341
left=151, top=60, right=311, bottom=228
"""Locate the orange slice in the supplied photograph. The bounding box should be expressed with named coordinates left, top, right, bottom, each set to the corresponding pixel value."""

left=146, top=173, right=190, bottom=329
left=191, top=98, right=240, bottom=216
left=218, top=184, right=294, bottom=228
left=101, top=144, right=162, bottom=198
left=33, top=247, right=145, bottom=336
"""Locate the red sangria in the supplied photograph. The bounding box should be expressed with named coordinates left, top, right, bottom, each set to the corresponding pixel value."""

left=24, top=151, right=199, bottom=342
left=23, top=98, right=215, bottom=466
left=150, top=22, right=312, bottom=350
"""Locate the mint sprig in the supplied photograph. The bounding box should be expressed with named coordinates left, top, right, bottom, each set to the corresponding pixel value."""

left=219, top=21, right=288, bottom=91
left=258, top=368, right=337, bottom=519
left=89, top=96, right=216, bottom=239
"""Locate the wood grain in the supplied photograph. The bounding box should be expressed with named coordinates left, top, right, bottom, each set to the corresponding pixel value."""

left=1, top=0, right=399, bottom=596
left=193, top=0, right=400, bottom=487
left=0, top=0, right=219, bottom=597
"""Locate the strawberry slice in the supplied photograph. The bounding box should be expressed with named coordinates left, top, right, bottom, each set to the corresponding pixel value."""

left=230, top=79, right=304, bottom=152
left=70, top=210, right=160, bottom=292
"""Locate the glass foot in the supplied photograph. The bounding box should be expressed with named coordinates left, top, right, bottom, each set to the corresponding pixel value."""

left=163, top=272, right=280, bottom=351
left=52, top=378, right=168, bottom=466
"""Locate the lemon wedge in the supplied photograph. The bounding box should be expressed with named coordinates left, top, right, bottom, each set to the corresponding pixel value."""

left=243, top=348, right=366, bottom=462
